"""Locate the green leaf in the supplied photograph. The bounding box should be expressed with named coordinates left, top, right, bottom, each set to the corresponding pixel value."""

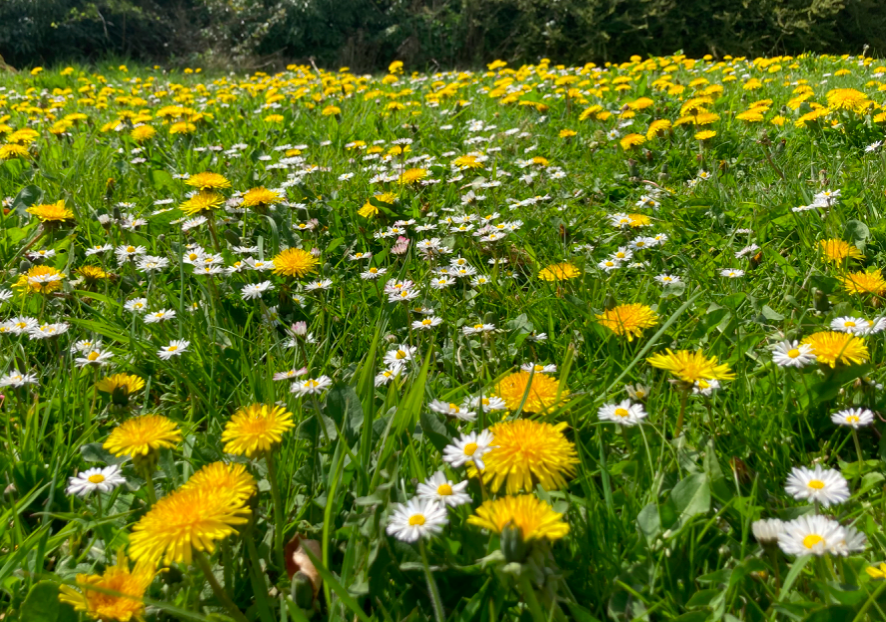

left=670, top=473, right=710, bottom=528
left=801, top=604, right=857, bottom=622
left=21, top=581, right=60, bottom=622
left=761, top=305, right=785, bottom=321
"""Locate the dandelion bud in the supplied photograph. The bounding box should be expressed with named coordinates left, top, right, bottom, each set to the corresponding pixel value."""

left=501, top=522, right=528, bottom=563
left=292, top=573, right=315, bottom=609
left=813, top=288, right=831, bottom=313
left=19, top=259, right=32, bottom=273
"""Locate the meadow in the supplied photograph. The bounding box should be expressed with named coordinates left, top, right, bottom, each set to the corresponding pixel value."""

left=3, top=54, right=886, bottom=621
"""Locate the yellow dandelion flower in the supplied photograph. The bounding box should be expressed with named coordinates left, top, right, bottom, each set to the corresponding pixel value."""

left=399, top=168, right=427, bottom=184
left=128, top=486, right=251, bottom=565
left=619, top=133, right=646, bottom=150
left=647, top=349, right=735, bottom=384
left=559, top=129, right=577, bottom=138
left=819, top=239, right=863, bottom=263
left=840, top=269, right=886, bottom=296
left=827, top=88, right=870, bottom=113
left=182, top=461, right=256, bottom=504
left=169, top=121, right=196, bottom=135
left=180, top=191, right=223, bottom=216
left=185, top=172, right=231, bottom=191
left=265, top=114, right=285, bottom=123
left=801, top=331, right=869, bottom=368
left=26, top=199, right=74, bottom=222
left=866, top=563, right=886, bottom=580
left=7, top=128, right=39, bottom=144
left=58, top=550, right=155, bottom=622
left=468, top=495, right=569, bottom=541
left=496, top=371, right=568, bottom=413
left=12, top=265, right=65, bottom=294
left=695, top=129, right=717, bottom=140
left=628, top=213, right=652, bottom=227
left=221, top=404, right=295, bottom=458
left=0, top=144, right=29, bottom=160
left=272, top=247, right=319, bottom=278
left=103, top=414, right=182, bottom=458
left=538, top=262, right=580, bottom=281
left=76, top=265, right=109, bottom=281
left=596, top=303, right=659, bottom=341
left=131, top=125, right=156, bottom=142
left=480, top=420, right=578, bottom=494
left=322, top=105, right=342, bottom=116
left=646, top=119, right=672, bottom=139
left=95, top=373, right=145, bottom=396
left=241, top=187, right=282, bottom=208
left=452, top=154, right=483, bottom=169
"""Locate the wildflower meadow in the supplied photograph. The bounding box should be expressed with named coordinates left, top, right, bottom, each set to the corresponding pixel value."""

left=5, top=54, right=886, bottom=621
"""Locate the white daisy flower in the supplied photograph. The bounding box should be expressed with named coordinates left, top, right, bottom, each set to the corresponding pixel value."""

left=144, top=309, right=177, bottom=324
left=720, top=269, right=745, bottom=278
left=291, top=375, right=333, bottom=396
left=383, top=344, right=417, bottom=367
left=428, top=399, right=476, bottom=422
left=784, top=465, right=850, bottom=507
left=752, top=518, right=785, bottom=544
left=778, top=515, right=847, bottom=557
left=158, top=340, right=190, bottom=360
left=417, top=471, right=471, bottom=508
left=412, top=316, right=443, bottom=330
left=386, top=497, right=448, bottom=543
left=66, top=465, right=126, bottom=497
left=830, top=316, right=871, bottom=335
left=771, top=341, right=816, bottom=368
left=442, top=430, right=495, bottom=470
left=75, top=349, right=115, bottom=368
left=124, top=298, right=149, bottom=313
left=597, top=399, right=647, bottom=426
left=831, top=407, right=874, bottom=429
left=0, top=370, right=39, bottom=388
left=520, top=362, right=557, bottom=374
left=241, top=281, right=274, bottom=300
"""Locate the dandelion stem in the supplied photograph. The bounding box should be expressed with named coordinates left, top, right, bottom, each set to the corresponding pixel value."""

left=265, top=452, right=287, bottom=571
left=517, top=570, right=547, bottom=622
left=418, top=539, right=445, bottom=622
left=143, top=470, right=157, bottom=505
left=673, top=387, right=689, bottom=438
left=852, top=428, right=865, bottom=481
left=194, top=549, right=250, bottom=622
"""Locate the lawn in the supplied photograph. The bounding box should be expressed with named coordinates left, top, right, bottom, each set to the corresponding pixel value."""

left=3, top=54, right=886, bottom=621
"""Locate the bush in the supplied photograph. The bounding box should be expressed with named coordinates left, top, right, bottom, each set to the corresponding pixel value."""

left=2, top=0, right=886, bottom=71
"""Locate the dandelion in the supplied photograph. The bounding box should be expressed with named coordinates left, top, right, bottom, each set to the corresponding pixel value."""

left=596, top=303, right=659, bottom=341
left=186, top=172, right=231, bottom=191
left=221, top=404, right=294, bottom=458
left=468, top=495, right=569, bottom=541
left=13, top=265, right=65, bottom=294
left=272, top=248, right=319, bottom=278
left=819, top=239, right=863, bottom=263
left=840, top=270, right=886, bottom=296
left=539, top=262, right=581, bottom=281
left=104, top=414, right=182, bottom=459
left=647, top=349, right=735, bottom=384
left=801, top=331, right=869, bottom=367
left=479, top=420, right=577, bottom=493
left=59, top=550, right=155, bottom=622
left=26, top=199, right=74, bottom=223
left=496, top=371, right=567, bottom=413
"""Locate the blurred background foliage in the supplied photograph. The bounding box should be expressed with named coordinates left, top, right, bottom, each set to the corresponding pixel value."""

left=1, top=0, right=886, bottom=71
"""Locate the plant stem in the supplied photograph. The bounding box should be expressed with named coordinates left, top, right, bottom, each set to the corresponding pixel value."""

left=852, top=428, right=865, bottom=481
left=193, top=549, right=250, bottom=622
left=265, top=452, right=287, bottom=571
left=673, top=387, right=689, bottom=438
left=143, top=470, right=157, bottom=505
left=517, top=570, right=547, bottom=622
left=419, top=539, right=445, bottom=622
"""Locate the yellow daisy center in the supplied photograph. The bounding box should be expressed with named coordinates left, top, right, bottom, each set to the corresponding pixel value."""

left=422, top=319, right=432, bottom=325
left=88, top=474, right=106, bottom=484
left=474, top=324, right=484, bottom=329
left=787, top=348, right=800, bottom=358
left=437, top=483, right=453, bottom=496
left=409, top=514, right=426, bottom=526
left=847, top=415, right=860, bottom=423
left=614, top=408, right=629, bottom=418
left=88, top=351, right=100, bottom=361
left=803, top=534, right=823, bottom=549
left=846, top=321, right=856, bottom=327
left=808, top=480, right=825, bottom=489
left=168, top=346, right=178, bottom=352
left=395, top=350, right=407, bottom=359
left=463, top=442, right=478, bottom=456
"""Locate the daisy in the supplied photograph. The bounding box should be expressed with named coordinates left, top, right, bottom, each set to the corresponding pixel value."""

left=75, top=349, right=115, bottom=368
left=720, top=269, right=745, bottom=278
left=291, top=376, right=333, bottom=396
left=778, top=515, right=847, bottom=557
left=386, top=498, right=448, bottom=543
left=785, top=465, right=850, bottom=507
left=417, top=471, right=471, bottom=507
left=428, top=399, right=476, bottom=422
left=144, top=309, right=176, bottom=323
left=0, top=370, right=39, bottom=387
left=412, top=316, right=443, bottom=330
left=597, top=259, right=621, bottom=272
left=771, top=340, right=816, bottom=367
left=462, top=323, right=495, bottom=335
left=124, top=298, right=149, bottom=313
left=0, top=289, right=12, bottom=304
left=273, top=368, right=308, bottom=381
left=158, top=340, right=190, bottom=360
left=383, top=344, right=417, bottom=367
left=520, top=362, right=557, bottom=374
left=28, top=323, right=70, bottom=339
left=830, top=316, right=872, bottom=335
left=655, top=274, right=681, bottom=285
left=241, top=281, right=274, bottom=300
left=443, top=430, right=495, bottom=470
left=8, top=317, right=38, bottom=335
left=598, top=399, right=647, bottom=426
left=471, top=395, right=508, bottom=411
left=66, top=465, right=126, bottom=497
left=831, top=407, right=875, bottom=428
left=752, top=518, right=785, bottom=544
left=375, top=367, right=403, bottom=387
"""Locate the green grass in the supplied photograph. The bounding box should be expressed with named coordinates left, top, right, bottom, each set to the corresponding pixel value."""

left=3, top=54, right=886, bottom=621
